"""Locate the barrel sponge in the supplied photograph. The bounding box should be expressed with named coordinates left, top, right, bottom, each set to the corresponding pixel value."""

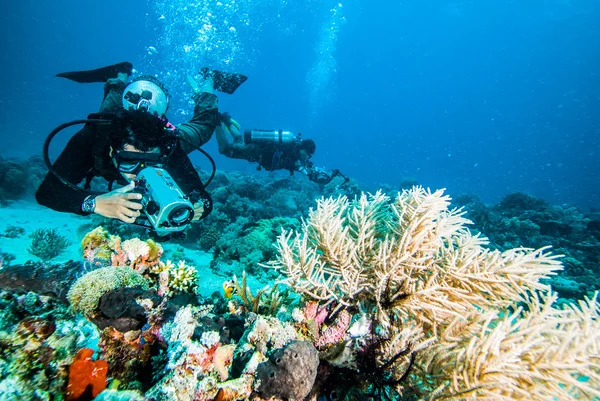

left=67, top=266, right=149, bottom=316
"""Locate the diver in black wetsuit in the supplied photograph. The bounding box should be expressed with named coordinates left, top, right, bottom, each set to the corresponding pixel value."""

left=37, top=62, right=248, bottom=226
left=55, top=62, right=247, bottom=154
left=35, top=108, right=213, bottom=224
left=215, top=112, right=348, bottom=185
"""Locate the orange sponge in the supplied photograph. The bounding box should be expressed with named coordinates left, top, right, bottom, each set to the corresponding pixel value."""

left=66, top=348, right=108, bottom=400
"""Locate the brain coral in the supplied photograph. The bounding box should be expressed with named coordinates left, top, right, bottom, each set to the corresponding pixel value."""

left=67, top=267, right=149, bottom=316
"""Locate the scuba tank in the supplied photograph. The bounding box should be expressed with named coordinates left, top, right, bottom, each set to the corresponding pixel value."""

left=244, top=129, right=300, bottom=145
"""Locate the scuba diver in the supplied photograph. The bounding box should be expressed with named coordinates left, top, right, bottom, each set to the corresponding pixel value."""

left=36, top=62, right=247, bottom=237
left=216, top=112, right=349, bottom=186
left=56, top=62, right=247, bottom=154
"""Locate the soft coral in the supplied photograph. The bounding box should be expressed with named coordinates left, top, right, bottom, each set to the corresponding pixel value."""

left=66, top=348, right=108, bottom=400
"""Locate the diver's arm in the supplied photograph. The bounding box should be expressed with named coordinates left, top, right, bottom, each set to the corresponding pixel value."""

left=35, top=128, right=96, bottom=215
left=216, top=123, right=231, bottom=154
left=166, top=146, right=213, bottom=220
left=99, top=74, right=128, bottom=113
left=176, top=92, right=219, bottom=154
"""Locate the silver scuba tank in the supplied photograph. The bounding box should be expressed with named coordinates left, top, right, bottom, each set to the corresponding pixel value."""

left=244, top=129, right=300, bottom=145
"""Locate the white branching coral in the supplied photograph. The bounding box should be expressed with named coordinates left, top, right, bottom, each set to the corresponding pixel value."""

left=271, top=188, right=561, bottom=326
left=268, top=187, right=599, bottom=400
left=169, top=261, right=198, bottom=294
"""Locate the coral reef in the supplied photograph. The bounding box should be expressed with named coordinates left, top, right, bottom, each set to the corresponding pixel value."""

left=0, top=225, right=25, bottom=238
left=270, top=188, right=600, bottom=400
left=168, top=260, right=199, bottom=294
left=0, top=298, right=91, bottom=401
left=0, top=260, right=84, bottom=302
left=228, top=271, right=285, bottom=315
left=28, top=227, right=72, bottom=261
left=94, top=389, right=146, bottom=401
left=67, top=266, right=149, bottom=317
left=184, top=169, right=359, bottom=277
left=0, top=156, right=29, bottom=204
left=454, top=192, right=600, bottom=299
left=78, top=227, right=201, bottom=299
left=1, top=174, right=598, bottom=401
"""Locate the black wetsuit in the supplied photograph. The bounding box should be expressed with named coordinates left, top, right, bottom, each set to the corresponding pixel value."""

left=36, top=114, right=213, bottom=218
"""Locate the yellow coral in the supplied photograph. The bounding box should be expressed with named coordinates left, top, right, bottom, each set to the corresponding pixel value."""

left=67, top=266, right=149, bottom=316
left=81, top=226, right=108, bottom=250
left=81, top=226, right=112, bottom=261
left=151, top=259, right=174, bottom=274
left=145, top=239, right=163, bottom=262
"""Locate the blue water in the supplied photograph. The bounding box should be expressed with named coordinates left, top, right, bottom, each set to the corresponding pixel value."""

left=2, top=0, right=599, bottom=209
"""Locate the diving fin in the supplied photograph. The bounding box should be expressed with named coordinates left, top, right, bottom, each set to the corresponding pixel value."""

left=186, top=73, right=201, bottom=93
left=56, top=61, right=133, bottom=83
left=200, top=67, right=248, bottom=94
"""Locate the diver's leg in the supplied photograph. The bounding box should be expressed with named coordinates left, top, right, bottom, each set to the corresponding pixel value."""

left=177, top=76, right=219, bottom=154
left=216, top=124, right=231, bottom=154
left=229, top=120, right=244, bottom=146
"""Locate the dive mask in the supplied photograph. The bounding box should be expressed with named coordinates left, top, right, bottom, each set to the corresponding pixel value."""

left=113, top=150, right=166, bottom=175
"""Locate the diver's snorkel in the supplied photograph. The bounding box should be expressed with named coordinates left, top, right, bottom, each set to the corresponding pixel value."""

left=43, top=117, right=217, bottom=236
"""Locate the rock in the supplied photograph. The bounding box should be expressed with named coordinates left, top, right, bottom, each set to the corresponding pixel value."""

left=257, top=340, right=319, bottom=400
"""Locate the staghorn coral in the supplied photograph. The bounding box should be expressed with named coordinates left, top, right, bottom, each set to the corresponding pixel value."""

left=268, top=187, right=599, bottom=400
left=67, top=267, right=149, bottom=317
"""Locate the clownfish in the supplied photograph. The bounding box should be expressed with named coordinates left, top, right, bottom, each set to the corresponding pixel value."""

left=223, top=280, right=236, bottom=299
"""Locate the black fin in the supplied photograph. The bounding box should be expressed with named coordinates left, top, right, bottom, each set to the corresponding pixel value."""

left=56, top=61, right=133, bottom=83
left=200, top=67, right=248, bottom=94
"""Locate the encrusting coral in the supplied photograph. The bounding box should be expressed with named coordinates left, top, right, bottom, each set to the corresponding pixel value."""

left=268, top=187, right=600, bottom=400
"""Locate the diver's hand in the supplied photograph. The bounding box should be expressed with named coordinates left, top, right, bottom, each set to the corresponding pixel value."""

left=94, top=181, right=143, bottom=224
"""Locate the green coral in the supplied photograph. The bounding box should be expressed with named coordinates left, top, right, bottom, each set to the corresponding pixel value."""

left=67, top=267, right=149, bottom=316
left=27, top=228, right=71, bottom=261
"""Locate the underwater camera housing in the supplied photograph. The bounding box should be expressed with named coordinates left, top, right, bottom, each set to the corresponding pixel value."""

left=134, top=167, right=194, bottom=236
left=244, top=129, right=301, bottom=145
